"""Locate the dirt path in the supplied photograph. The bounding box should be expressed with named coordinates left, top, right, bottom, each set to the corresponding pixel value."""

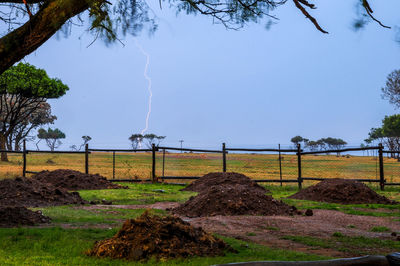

left=183, top=210, right=400, bottom=257
left=66, top=204, right=400, bottom=257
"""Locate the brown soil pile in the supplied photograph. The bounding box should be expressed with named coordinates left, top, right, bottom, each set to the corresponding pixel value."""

left=0, top=177, right=87, bottom=207
left=289, top=178, right=396, bottom=204
left=173, top=184, right=298, bottom=217
left=182, top=172, right=269, bottom=193
left=0, top=206, right=50, bottom=227
left=87, top=212, right=233, bottom=261
left=33, top=169, right=127, bottom=190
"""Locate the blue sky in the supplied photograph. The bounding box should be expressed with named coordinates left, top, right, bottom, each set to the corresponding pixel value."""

left=18, top=0, right=400, bottom=150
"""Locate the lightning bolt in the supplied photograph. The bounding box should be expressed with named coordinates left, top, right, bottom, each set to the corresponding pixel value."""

left=134, top=39, right=152, bottom=148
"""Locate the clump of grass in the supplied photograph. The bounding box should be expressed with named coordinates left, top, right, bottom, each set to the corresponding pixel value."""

left=246, top=232, right=256, bottom=237
left=347, top=225, right=356, bottom=229
left=265, top=226, right=279, bottom=231
left=332, top=232, right=343, bottom=237
left=370, top=226, right=390, bottom=232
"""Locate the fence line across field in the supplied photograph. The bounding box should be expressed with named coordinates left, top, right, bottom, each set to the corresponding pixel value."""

left=2, top=140, right=399, bottom=190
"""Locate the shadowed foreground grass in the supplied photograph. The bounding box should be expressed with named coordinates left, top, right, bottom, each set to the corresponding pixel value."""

left=0, top=227, right=329, bottom=265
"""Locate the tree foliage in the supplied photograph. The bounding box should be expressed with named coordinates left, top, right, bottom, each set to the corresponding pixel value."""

left=37, top=127, right=66, bottom=151
left=290, top=135, right=308, bottom=147
left=129, top=133, right=165, bottom=149
left=381, top=70, right=400, bottom=109
left=366, top=114, right=400, bottom=152
left=0, top=63, right=67, bottom=160
left=0, top=0, right=395, bottom=74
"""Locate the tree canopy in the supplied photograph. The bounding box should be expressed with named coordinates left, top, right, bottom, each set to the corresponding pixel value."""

left=37, top=127, right=66, bottom=151
left=0, top=63, right=68, bottom=160
left=0, top=0, right=395, bottom=74
left=365, top=114, right=400, bottom=152
left=381, top=70, right=400, bottom=109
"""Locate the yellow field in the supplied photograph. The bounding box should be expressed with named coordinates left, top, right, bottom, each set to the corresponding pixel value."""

left=0, top=151, right=400, bottom=183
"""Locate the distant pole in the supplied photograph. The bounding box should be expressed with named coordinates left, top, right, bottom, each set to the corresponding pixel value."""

left=22, top=139, right=26, bottom=177
left=179, top=140, right=184, bottom=153
left=278, top=144, right=282, bottom=187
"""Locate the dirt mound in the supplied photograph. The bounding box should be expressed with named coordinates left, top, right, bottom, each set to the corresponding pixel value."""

left=86, top=212, right=233, bottom=261
left=173, top=184, right=297, bottom=217
left=0, top=206, right=50, bottom=227
left=289, top=179, right=396, bottom=204
left=182, top=172, right=269, bottom=193
left=33, top=169, right=127, bottom=190
left=0, top=177, right=87, bottom=207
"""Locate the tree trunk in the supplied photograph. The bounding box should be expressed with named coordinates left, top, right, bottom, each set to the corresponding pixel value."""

left=0, top=134, right=8, bottom=162
left=0, top=0, right=93, bottom=74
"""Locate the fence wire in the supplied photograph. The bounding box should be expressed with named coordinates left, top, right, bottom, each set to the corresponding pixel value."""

left=302, top=151, right=379, bottom=180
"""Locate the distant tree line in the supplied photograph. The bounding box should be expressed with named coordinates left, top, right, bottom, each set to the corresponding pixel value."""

left=290, top=136, right=347, bottom=152
left=129, top=134, right=166, bottom=149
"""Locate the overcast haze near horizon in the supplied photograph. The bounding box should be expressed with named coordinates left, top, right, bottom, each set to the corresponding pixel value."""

left=8, top=1, right=400, bottom=150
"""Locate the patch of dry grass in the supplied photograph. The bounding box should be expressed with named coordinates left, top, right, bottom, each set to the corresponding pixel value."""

left=0, top=152, right=399, bottom=183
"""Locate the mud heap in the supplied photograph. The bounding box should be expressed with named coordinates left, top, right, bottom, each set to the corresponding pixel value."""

left=0, top=206, right=50, bottom=227
left=0, top=177, right=87, bottom=207
left=87, top=212, right=233, bottom=261
left=33, top=169, right=127, bottom=190
left=289, top=178, right=396, bottom=204
left=182, top=172, right=269, bottom=194
left=174, top=183, right=297, bottom=217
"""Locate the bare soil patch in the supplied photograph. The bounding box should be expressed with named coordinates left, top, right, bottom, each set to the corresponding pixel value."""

left=173, top=184, right=297, bottom=217
left=86, top=211, right=233, bottom=261
left=185, top=209, right=400, bottom=257
left=0, top=177, right=87, bottom=207
left=289, top=179, right=395, bottom=204
left=182, top=172, right=269, bottom=193
left=33, top=169, right=127, bottom=190
left=0, top=206, right=50, bottom=227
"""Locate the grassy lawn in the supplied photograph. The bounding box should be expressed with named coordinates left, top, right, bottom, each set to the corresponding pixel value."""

left=0, top=182, right=398, bottom=264
left=78, top=183, right=195, bottom=205
left=266, top=184, right=400, bottom=218
left=0, top=227, right=329, bottom=265
left=0, top=183, right=334, bottom=265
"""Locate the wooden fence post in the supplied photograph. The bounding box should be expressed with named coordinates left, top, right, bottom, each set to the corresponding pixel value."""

left=378, top=143, right=385, bottom=191
left=22, top=139, right=26, bottom=177
left=278, top=144, right=282, bottom=187
left=85, top=144, right=89, bottom=174
left=152, top=144, right=156, bottom=183
left=297, top=144, right=302, bottom=190
left=222, top=143, right=226, bottom=173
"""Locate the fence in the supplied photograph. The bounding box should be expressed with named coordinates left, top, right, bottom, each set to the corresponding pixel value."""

left=1, top=141, right=400, bottom=190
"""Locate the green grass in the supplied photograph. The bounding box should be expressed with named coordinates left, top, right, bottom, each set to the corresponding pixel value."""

left=78, top=183, right=196, bottom=205
left=282, top=234, right=400, bottom=255
left=34, top=206, right=165, bottom=225
left=0, top=227, right=329, bottom=265
left=370, top=226, right=391, bottom=232
left=263, top=184, right=400, bottom=218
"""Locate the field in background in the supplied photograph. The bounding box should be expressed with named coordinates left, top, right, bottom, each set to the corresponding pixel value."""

left=0, top=152, right=400, bottom=183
